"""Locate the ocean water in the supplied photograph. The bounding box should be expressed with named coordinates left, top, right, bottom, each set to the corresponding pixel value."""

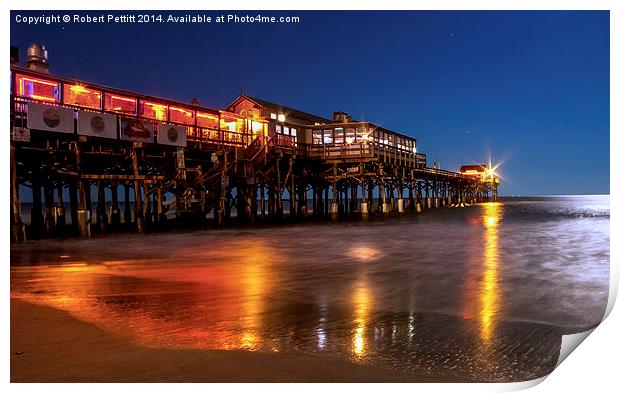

left=10, top=196, right=610, bottom=382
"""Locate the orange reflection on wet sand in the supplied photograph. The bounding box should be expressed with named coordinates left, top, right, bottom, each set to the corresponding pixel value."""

left=11, top=238, right=277, bottom=352
left=351, top=274, right=372, bottom=359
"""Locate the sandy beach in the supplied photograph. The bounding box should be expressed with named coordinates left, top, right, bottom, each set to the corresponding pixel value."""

left=10, top=299, right=438, bottom=383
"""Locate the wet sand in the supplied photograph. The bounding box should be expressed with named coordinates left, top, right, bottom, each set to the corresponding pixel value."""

left=10, top=299, right=437, bottom=382
left=10, top=197, right=608, bottom=382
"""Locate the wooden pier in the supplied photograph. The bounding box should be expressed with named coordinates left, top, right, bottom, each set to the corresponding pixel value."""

left=9, top=65, right=499, bottom=242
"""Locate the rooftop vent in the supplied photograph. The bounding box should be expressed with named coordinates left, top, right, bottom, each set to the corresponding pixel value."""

left=26, top=43, right=49, bottom=73
left=333, top=111, right=351, bottom=123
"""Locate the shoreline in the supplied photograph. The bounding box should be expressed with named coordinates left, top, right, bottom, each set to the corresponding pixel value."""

left=10, top=299, right=441, bottom=383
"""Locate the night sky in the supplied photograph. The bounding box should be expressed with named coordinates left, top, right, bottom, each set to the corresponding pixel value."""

left=11, top=10, right=609, bottom=196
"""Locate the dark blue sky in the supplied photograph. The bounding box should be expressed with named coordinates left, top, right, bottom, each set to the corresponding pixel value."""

left=11, top=11, right=609, bottom=195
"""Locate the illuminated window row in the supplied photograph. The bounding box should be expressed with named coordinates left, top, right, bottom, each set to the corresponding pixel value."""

left=311, top=126, right=369, bottom=145
left=311, top=126, right=416, bottom=151
left=12, top=73, right=245, bottom=131
left=275, top=124, right=297, bottom=137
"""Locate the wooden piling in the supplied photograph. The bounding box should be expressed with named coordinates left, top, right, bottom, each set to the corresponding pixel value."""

left=10, top=145, right=26, bottom=242
left=130, top=146, right=144, bottom=233
left=143, top=183, right=152, bottom=225
left=55, top=183, right=66, bottom=235
left=110, top=183, right=121, bottom=226
left=43, top=179, right=56, bottom=237
left=260, top=183, right=266, bottom=218
left=97, top=181, right=108, bottom=233
left=123, top=183, right=132, bottom=225
left=74, top=143, right=91, bottom=238
left=397, top=184, right=405, bottom=213
left=31, top=166, right=44, bottom=238
left=360, top=176, right=368, bottom=216
left=68, top=181, right=78, bottom=235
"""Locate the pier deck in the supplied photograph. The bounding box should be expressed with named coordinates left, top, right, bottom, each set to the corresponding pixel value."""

left=9, top=66, right=498, bottom=241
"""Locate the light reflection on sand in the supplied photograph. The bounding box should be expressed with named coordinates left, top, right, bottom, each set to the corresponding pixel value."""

left=351, top=273, right=372, bottom=358
left=480, top=202, right=502, bottom=344
left=461, top=202, right=503, bottom=347
left=12, top=238, right=279, bottom=352
left=10, top=196, right=609, bottom=381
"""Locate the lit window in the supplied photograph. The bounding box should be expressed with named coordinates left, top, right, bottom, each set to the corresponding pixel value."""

left=276, top=124, right=282, bottom=133
left=251, top=121, right=265, bottom=132
left=355, top=127, right=367, bottom=141
left=277, top=113, right=286, bottom=122
left=219, top=114, right=243, bottom=133
left=334, top=127, right=344, bottom=144
left=63, top=84, right=101, bottom=109
left=313, top=130, right=323, bottom=144
left=169, top=106, right=195, bottom=125
left=345, top=128, right=355, bottom=143
left=291, top=128, right=297, bottom=137
left=196, top=112, right=218, bottom=129
left=284, top=126, right=290, bottom=135
left=15, top=74, right=60, bottom=102
left=140, top=101, right=168, bottom=121
left=270, top=113, right=277, bottom=120
left=323, top=130, right=333, bottom=144
left=222, top=121, right=237, bottom=132
left=104, top=93, right=136, bottom=114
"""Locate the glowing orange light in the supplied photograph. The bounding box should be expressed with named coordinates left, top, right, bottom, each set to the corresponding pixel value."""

left=169, top=106, right=195, bottom=125
left=63, top=83, right=102, bottom=109
left=170, top=106, right=193, bottom=115
left=109, top=94, right=136, bottom=103
left=28, top=94, right=57, bottom=102
left=351, top=276, right=371, bottom=358
left=141, top=101, right=168, bottom=121
left=196, top=112, right=219, bottom=129
left=105, top=94, right=137, bottom=114
left=69, top=84, right=90, bottom=93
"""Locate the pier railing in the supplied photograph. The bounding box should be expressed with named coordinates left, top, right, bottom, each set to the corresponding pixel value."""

left=309, top=142, right=374, bottom=160
left=10, top=67, right=262, bottom=149
left=270, top=134, right=297, bottom=150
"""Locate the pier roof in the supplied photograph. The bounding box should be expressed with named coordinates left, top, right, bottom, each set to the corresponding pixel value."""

left=227, top=95, right=332, bottom=125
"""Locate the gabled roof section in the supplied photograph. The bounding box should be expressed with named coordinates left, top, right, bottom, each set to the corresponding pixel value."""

left=227, top=94, right=332, bottom=125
